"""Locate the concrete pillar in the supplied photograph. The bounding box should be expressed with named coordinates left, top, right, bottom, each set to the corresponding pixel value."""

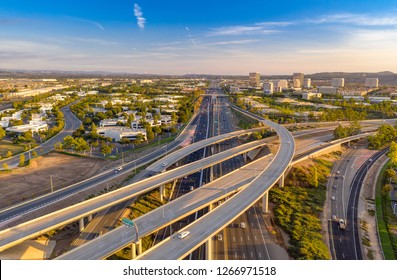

left=279, top=173, right=285, bottom=188
left=243, top=152, right=247, bottom=163
left=79, top=218, right=84, bottom=232
left=131, top=243, right=136, bottom=259
left=262, top=191, right=269, bottom=213
left=347, top=141, right=351, bottom=147
left=137, top=239, right=143, bottom=255
left=88, top=214, right=93, bottom=222
left=210, top=166, right=214, bottom=182
left=160, top=185, right=165, bottom=202
left=206, top=236, right=213, bottom=260
left=209, top=203, right=214, bottom=212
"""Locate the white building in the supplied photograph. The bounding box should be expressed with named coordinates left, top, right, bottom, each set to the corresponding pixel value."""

left=332, top=78, right=345, bottom=88
left=318, top=86, right=338, bottom=94
left=97, top=127, right=147, bottom=141
left=303, top=78, right=311, bottom=88
left=302, top=92, right=322, bottom=100
left=0, top=120, right=9, bottom=128
left=263, top=82, right=274, bottom=94
left=293, top=79, right=301, bottom=88
left=99, top=118, right=126, bottom=127
left=365, top=78, right=379, bottom=88
left=6, top=121, right=48, bottom=134
left=275, top=80, right=288, bottom=92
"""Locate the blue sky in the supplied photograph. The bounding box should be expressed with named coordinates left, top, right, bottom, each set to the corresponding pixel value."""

left=1, top=0, right=397, bottom=75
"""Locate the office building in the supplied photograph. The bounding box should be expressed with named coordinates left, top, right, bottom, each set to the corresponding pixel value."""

left=365, top=78, right=379, bottom=88
left=263, top=82, right=274, bottom=94
left=293, top=73, right=304, bottom=85
left=318, top=86, right=338, bottom=94
left=293, top=79, right=301, bottom=88
left=276, top=80, right=288, bottom=92
left=249, top=72, right=261, bottom=87
left=303, top=78, right=311, bottom=88
left=332, top=78, right=345, bottom=88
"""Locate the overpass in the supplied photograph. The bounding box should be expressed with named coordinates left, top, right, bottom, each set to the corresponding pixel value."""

left=0, top=137, right=270, bottom=252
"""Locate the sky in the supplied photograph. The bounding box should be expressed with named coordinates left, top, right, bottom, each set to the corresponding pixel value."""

left=1, top=0, right=397, bottom=75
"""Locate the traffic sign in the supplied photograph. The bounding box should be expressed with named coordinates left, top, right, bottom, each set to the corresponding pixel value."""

left=122, top=217, right=134, bottom=228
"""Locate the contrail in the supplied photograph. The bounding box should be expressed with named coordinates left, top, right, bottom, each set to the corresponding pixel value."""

left=134, top=3, right=146, bottom=30
left=186, top=26, right=197, bottom=46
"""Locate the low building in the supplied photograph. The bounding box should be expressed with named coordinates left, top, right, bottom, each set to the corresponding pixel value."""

left=343, top=96, right=365, bottom=101
left=97, top=127, right=147, bottom=141
left=302, top=92, right=322, bottom=100
left=6, top=121, right=48, bottom=134
left=99, top=118, right=126, bottom=127
left=0, top=120, right=9, bottom=128
left=318, top=86, right=338, bottom=94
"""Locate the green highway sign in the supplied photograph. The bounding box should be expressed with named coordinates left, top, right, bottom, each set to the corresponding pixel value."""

left=122, top=218, right=134, bottom=228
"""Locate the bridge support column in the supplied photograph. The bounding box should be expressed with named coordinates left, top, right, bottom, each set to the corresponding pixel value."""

left=262, top=191, right=269, bottom=213
left=243, top=152, right=247, bottom=163
left=279, top=173, right=285, bottom=188
left=160, top=185, right=165, bottom=202
left=79, top=218, right=84, bottom=232
left=347, top=141, right=351, bottom=147
left=137, top=239, right=143, bottom=255
left=131, top=243, right=136, bottom=259
left=87, top=214, right=93, bottom=222
left=210, top=166, right=214, bottom=182
left=206, top=236, right=213, bottom=260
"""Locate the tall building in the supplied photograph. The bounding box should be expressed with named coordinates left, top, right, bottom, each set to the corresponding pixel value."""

left=303, top=78, right=311, bottom=88
left=365, top=78, right=379, bottom=88
left=332, top=78, right=345, bottom=88
left=249, top=72, right=261, bottom=87
left=276, top=80, right=288, bottom=92
left=293, top=72, right=304, bottom=85
left=293, top=79, right=301, bottom=88
left=263, top=81, right=274, bottom=94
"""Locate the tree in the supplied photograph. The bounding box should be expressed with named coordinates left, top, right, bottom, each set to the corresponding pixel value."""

left=101, top=144, right=112, bottom=157
left=388, top=141, right=397, bottom=167
left=63, top=135, right=76, bottom=150
left=2, top=163, right=9, bottom=170
left=32, top=151, right=38, bottom=158
left=19, top=153, right=25, bottom=167
left=333, top=125, right=347, bottom=139
left=0, top=127, right=6, bottom=140
left=54, top=141, right=63, bottom=150
left=381, top=184, right=392, bottom=196
left=146, top=126, right=155, bottom=141
left=6, top=151, right=12, bottom=158
left=74, top=137, right=90, bottom=153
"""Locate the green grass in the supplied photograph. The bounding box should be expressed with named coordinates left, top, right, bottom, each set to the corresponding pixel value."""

left=375, top=161, right=397, bottom=259
left=0, top=140, right=25, bottom=158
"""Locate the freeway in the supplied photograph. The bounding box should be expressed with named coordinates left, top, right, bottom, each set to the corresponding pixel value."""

left=0, top=137, right=270, bottom=252
left=55, top=125, right=377, bottom=259
left=136, top=116, right=295, bottom=259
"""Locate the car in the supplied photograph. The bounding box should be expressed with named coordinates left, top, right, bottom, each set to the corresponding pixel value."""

left=240, top=222, right=246, bottom=229
left=332, top=215, right=337, bottom=220
left=338, top=219, right=346, bottom=230
left=161, top=162, right=167, bottom=167
left=177, top=231, right=190, bottom=239
left=336, top=171, right=340, bottom=175
left=190, top=186, right=194, bottom=191
left=333, top=185, right=337, bottom=189
left=217, top=234, right=223, bottom=241
left=331, top=195, right=336, bottom=201
left=116, top=167, right=123, bottom=171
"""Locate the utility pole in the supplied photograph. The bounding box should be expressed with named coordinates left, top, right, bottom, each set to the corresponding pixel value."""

left=50, top=175, right=54, bottom=193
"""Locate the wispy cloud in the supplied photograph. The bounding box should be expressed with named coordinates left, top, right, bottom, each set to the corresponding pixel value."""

left=308, top=13, right=397, bottom=26
left=185, top=27, right=197, bottom=46
left=63, top=36, right=118, bottom=46
left=207, top=21, right=292, bottom=37
left=205, top=39, right=260, bottom=46
left=62, top=15, right=105, bottom=30
left=134, top=3, right=146, bottom=30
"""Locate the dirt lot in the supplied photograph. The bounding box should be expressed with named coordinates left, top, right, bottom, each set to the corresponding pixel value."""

left=0, top=152, right=110, bottom=209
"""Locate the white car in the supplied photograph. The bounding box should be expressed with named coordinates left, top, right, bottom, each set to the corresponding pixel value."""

left=331, top=196, right=336, bottom=201
left=161, top=162, right=167, bottom=167
left=332, top=215, right=337, bottom=220
left=177, top=231, right=190, bottom=239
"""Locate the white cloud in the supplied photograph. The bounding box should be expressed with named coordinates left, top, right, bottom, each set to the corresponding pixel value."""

left=134, top=3, right=146, bottom=30
left=205, top=39, right=260, bottom=46
left=62, top=15, right=105, bottom=31
left=308, top=13, right=397, bottom=26
left=208, top=25, right=279, bottom=36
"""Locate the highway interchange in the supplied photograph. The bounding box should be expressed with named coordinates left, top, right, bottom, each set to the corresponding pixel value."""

left=0, top=86, right=395, bottom=260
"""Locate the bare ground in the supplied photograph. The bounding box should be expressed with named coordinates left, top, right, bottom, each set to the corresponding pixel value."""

left=0, top=152, right=110, bottom=209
